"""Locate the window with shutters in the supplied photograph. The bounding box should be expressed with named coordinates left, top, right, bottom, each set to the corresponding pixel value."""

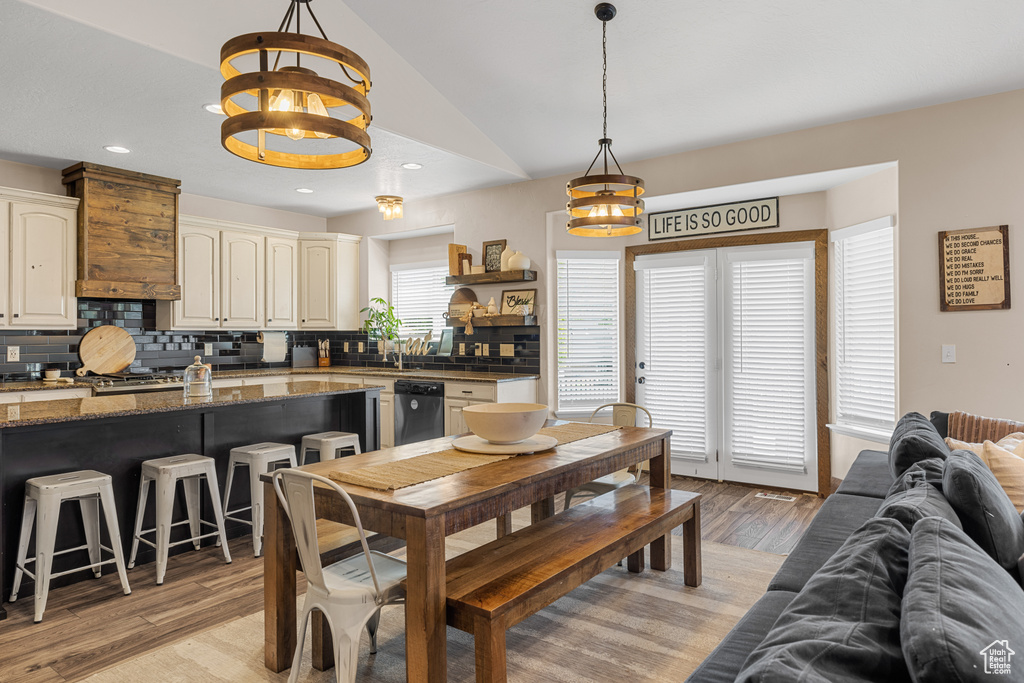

left=390, top=263, right=455, bottom=339
left=556, top=252, right=620, bottom=412
left=832, top=217, right=896, bottom=433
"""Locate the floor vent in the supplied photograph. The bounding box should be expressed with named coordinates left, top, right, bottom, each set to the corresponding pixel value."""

left=755, top=492, right=797, bottom=502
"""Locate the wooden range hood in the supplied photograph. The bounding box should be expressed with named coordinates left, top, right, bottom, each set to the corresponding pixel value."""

left=62, top=162, right=182, bottom=300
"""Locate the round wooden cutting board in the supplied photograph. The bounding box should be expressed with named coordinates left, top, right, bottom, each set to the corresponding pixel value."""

left=76, top=325, right=137, bottom=376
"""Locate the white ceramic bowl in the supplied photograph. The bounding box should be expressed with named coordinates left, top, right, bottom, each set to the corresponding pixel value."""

left=462, top=402, right=548, bottom=444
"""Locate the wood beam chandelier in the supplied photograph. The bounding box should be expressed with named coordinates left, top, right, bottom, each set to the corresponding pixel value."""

left=220, top=0, right=372, bottom=170
left=566, top=3, right=645, bottom=237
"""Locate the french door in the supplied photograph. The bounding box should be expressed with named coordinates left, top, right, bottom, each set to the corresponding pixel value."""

left=635, top=241, right=818, bottom=491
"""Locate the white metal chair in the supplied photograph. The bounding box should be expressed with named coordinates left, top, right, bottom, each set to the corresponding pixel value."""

left=272, top=469, right=406, bottom=683
left=563, top=403, right=654, bottom=510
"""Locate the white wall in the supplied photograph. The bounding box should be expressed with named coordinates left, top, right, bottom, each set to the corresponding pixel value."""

left=331, top=88, right=1024, bottom=478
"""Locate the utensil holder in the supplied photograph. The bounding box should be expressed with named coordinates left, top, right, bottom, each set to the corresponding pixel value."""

left=318, top=357, right=331, bottom=367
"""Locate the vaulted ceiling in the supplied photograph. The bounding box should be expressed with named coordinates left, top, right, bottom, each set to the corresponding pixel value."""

left=3, top=0, right=1024, bottom=218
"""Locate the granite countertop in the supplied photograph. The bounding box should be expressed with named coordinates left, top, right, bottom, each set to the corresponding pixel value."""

left=0, top=381, right=371, bottom=428
left=1, top=367, right=538, bottom=394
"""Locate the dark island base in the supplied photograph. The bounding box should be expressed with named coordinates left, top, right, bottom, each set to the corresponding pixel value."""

left=0, top=390, right=380, bottom=613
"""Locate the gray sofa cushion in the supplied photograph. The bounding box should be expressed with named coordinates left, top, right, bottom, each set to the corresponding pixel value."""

left=767, top=493, right=884, bottom=593
left=737, top=518, right=911, bottom=683
left=889, top=411, right=949, bottom=478
left=835, top=450, right=893, bottom=499
left=875, top=484, right=961, bottom=531
left=942, top=449, right=1024, bottom=571
left=902, top=517, right=1024, bottom=681
left=885, top=457, right=945, bottom=497
left=684, top=590, right=798, bottom=683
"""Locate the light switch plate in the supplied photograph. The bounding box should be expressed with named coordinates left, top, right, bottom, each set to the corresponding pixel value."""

left=203, top=342, right=213, bottom=356
left=500, top=343, right=514, bottom=357
left=481, top=343, right=489, bottom=356
left=942, top=344, right=956, bottom=363
left=358, top=342, right=364, bottom=353
left=459, top=343, right=466, bottom=355
left=6, top=346, right=18, bottom=362
left=343, top=341, right=349, bottom=352
left=7, top=405, right=19, bottom=420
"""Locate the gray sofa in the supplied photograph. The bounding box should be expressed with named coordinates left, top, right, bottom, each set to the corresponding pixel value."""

left=685, top=449, right=894, bottom=683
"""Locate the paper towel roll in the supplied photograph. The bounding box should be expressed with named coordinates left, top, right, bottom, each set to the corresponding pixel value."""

left=257, top=331, right=287, bottom=363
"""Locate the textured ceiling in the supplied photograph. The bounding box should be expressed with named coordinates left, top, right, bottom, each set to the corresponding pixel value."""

left=3, top=0, right=1024, bottom=219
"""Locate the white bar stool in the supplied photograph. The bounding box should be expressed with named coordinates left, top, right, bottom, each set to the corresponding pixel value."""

left=300, top=431, right=361, bottom=465
left=9, top=470, right=131, bottom=622
left=223, top=442, right=297, bottom=557
left=128, top=454, right=231, bottom=585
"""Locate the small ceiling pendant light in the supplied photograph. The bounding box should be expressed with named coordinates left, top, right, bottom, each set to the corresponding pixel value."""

left=220, top=0, right=372, bottom=169
left=566, top=3, right=644, bottom=237
left=376, top=195, right=403, bottom=220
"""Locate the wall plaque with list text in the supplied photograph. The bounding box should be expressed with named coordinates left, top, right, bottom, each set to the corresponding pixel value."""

left=939, top=225, right=1010, bottom=311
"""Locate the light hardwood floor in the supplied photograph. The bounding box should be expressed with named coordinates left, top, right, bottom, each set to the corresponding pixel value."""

left=0, top=477, right=824, bottom=683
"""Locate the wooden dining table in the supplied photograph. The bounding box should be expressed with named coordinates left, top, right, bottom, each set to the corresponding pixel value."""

left=262, top=420, right=675, bottom=682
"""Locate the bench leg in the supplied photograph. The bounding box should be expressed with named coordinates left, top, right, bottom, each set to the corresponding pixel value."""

left=474, top=613, right=507, bottom=683
left=649, top=436, right=672, bottom=571
left=627, top=548, right=645, bottom=573
left=530, top=497, right=555, bottom=524
left=496, top=514, right=512, bottom=538
left=682, top=501, right=702, bottom=587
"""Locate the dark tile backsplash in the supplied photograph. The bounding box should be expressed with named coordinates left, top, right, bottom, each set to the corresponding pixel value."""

left=0, top=299, right=540, bottom=381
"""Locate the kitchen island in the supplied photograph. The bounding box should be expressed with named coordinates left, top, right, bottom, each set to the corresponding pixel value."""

left=0, top=380, right=380, bottom=617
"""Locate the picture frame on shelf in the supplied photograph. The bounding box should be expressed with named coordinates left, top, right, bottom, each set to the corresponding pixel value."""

left=500, top=288, right=536, bottom=315
left=457, top=252, right=473, bottom=275
left=482, top=239, right=507, bottom=272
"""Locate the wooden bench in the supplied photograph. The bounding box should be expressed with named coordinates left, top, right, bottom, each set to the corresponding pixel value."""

left=445, top=484, right=701, bottom=683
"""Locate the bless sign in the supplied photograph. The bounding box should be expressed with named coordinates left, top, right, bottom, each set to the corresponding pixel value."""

left=648, top=197, right=779, bottom=241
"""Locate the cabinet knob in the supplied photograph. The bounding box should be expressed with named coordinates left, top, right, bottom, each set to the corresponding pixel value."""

left=13, top=313, right=18, bottom=318
left=268, top=318, right=272, bottom=322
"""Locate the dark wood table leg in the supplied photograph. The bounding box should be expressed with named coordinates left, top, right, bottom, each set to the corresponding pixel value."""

left=496, top=514, right=512, bottom=538
left=530, top=496, right=555, bottom=523
left=683, top=500, right=702, bottom=587
left=264, top=480, right=297, bottom=672
left=626, top=548, right=645, bottom=573
left=406, top=514, right=447, bottom=682
left=649, top=436, right=672, bottom=571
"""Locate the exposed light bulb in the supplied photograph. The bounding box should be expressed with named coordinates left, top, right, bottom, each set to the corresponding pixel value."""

left=307, top=93, right=330, bottom=139
left=270, top=90, right=304, bottom=140
left=588, top=199, right=623, bottom=219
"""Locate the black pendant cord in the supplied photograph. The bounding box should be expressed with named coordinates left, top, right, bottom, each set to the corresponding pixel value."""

left=581, top=15, right=625, bottom=180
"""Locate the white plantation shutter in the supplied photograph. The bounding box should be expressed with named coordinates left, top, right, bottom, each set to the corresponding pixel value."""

left=556, top=252, right=620, bottom=411
left=833, top=218, right=896, bottom=430
left=722, top=244, right=815, bottom=474
left=634, top=251, right=716, bottom=462
left=390, top=263, right=455, bottom=338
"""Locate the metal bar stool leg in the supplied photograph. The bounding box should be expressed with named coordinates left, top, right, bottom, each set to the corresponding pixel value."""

left=203, top=467, right=232, bottom=565
left=33, top=489, right=61, bottom=622
left=247, top=460, right=265, bottom=557
left=153, top=474, right=176, bottom=585
left=182, top=475, right=202, bottom=551
left=79, top=494, right=102, bottom=578
left=128, top=474, right=150, bottom=569
left=98, top=484, right=131, bottom=596
left=9, top=495, right=36, bottom=602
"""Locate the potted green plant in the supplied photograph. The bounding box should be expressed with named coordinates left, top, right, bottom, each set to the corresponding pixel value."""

left=360, top=297, right=402, bottom=356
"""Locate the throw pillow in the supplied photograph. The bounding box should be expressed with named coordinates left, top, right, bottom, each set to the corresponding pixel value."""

left=737, top=517, right=911, bottom=683
left=942, top=450, right=1024, bottom=572
left=945, top=431, right=1024, bottom=455
left=889, top=412, right=948, bottom=479
left=876, top=485, right=961, bottom=532
left=902, top=517, right=1024, bottom=682
left=886, top=457, right=945, bottom=497
left=981, top=441, right=1024, bottom=513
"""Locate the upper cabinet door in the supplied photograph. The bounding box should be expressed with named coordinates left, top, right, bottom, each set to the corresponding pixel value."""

left=175, top=223, right=221, bottom=329
left=299, top=240, right=336, bottom=329
left=265, top=236, right=298, bottom=329
left=9, top=202, right=77, bottom=329
left=221, top=230, right=265, bottom=329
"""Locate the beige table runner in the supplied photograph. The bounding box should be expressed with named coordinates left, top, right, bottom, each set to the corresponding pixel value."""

left=328, top=422, right=621, bottom=491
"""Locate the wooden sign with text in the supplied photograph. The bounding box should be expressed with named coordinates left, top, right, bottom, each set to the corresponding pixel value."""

left=939, top=225, right=1010, bottom=311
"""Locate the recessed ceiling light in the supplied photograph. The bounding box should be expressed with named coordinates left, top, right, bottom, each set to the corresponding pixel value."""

left=401, top=162, right=423, bottom=170
left=204, top=103, right=224, bottom=115
left=103, top=145, right=131, bottom=154
left=295, top=188, right=314, bottom=193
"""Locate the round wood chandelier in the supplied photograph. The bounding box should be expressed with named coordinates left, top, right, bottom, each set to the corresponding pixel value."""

left=566, top=3, right=644, bottom=237
left=220, top=0, right=372, bottom=170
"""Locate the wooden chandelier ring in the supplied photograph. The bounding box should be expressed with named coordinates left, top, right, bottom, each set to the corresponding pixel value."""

left=566, top=221, right=643, bottom=237
left=220, top=98, right=368, bottom=137
left=221, top=112, right=371, bottom=169
left=567, top=195, right=644, bottom=212
left=222, top=72, right=371, bottom=119
left=567, top=214, right=643, bottom=229
left=220, top=32, right=370, bottom=90
left=566, top=173, right=645, bottom=193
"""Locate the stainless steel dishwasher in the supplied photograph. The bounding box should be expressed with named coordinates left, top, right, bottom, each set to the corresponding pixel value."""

left=393, top=379, right=445, bottom=446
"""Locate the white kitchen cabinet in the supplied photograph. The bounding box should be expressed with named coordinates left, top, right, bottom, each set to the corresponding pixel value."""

left=444, top=397, right=491, bottom=436
left=298, top=235, right=360, bottom=331
left=221, top=229, right=264, bottom=328
left=0, top=189, right=79, bottom=330
left=443, top=378, right=540, bottom=436
left=265, top=236, right=298, bottom=329
left=158, top=222, right=220, bottom=329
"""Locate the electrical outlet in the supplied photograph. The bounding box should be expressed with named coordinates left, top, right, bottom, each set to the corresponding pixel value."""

left=459, top=343, right=466, bottom=355
left=7, top=405, right=19, bottom=420
left=481, top=343, right=489, bottom=356
left=500, top=343, right=514, bottom=357
left=343, top=341, right=349, bottom=352
left=358, top=341, right=364, bottom=353
left=942, top=344, right=956, bottom=363
left=6, top=346, right=18, bottom=362
left=203, top=342, right=213, bottom=356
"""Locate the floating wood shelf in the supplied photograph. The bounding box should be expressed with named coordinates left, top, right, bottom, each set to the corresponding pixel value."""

left=446, top=315, right=537, bottom=328
left=445, top=270, right=537, bottom=286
